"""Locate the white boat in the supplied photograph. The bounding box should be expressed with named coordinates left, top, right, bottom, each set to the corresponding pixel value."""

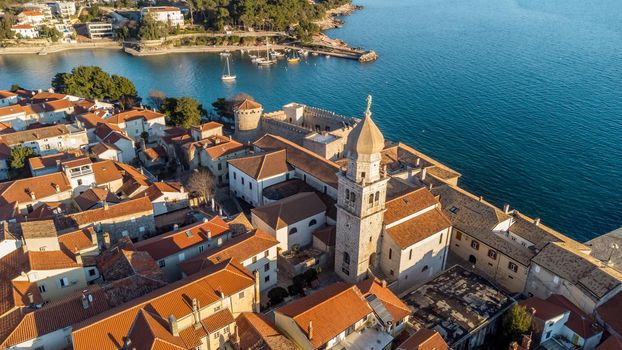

left=256, top=44, right=276, bottom=66
left=220, top=50, right=231, bottom=57
left=299, top=49, right=309, bottom=56
left=271, top=50, right=285, bottom=59
left=221, top=56, right=236, bottom=82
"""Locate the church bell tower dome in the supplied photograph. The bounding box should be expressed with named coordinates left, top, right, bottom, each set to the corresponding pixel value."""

left=346, top=95, right=385, bottom=157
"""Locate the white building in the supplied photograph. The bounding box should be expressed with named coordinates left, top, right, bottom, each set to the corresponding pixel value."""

left=140, top=6, right=184, bottom=27
left=133, top=182, right=189, bottom=216
left=251, top=192, right=327, bottom=252
left=86, top=22, right=113, bottom=39
left=0, top=124, right=88, bottom=156
left=17, top=10, right=46, bottom=25
left=105, top=108, right=166, bottom=142
left=228, top=149, right=294, bottom=207
left=0, top=91, right=18, bottom=107
left=47, top=1, right=76, bottom=17
left=11, top=24, right=39, bottom=38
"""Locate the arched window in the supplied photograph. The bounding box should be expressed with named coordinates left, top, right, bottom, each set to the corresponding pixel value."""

left=345, top=189, right=350, bottom=201
left=343, top=252, right=350, bottom=265
left=308, top=219, right=317, bottom=227
left=351, top=193, right=356, bottom=202
left=289, top=227, right=298, bottom=235
left=422, top=265, right=429, bottom=272
left=369, top=194, right=374, bottom=205
left=375, top=191, right=380, bottom=202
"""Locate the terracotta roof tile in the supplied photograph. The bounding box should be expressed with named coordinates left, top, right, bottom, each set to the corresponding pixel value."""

left=519, top=297, right=566, bottom=321
left=58, top=196, right=153, bottom=229
left=179, top=229, right=279, bottom=276
left=144, top=145, right=168, bottom=161
left=235, top=99, right=262, bottom=111
left=134, top=182, right=184, bottom=202
left=107, top=108, right=165, bottom=124
left=92, top=160, right=124, bottom=184
left=28, top=150, right=83, bottom=171
left=313, top=226, right=336, bottom=246
left=276, top=282, right=373, bottom=348
left=547, top=294, right=602, bottom=339
left=0, top=124, right=70, bottom=145
left=356, top=278, right=411, bottom=322
left=27, top=250, right=80, bottom=270
left=58, top=227, right=97, bottom=253
left=134, top=216, right=230, bottom=261
left=74, top=188, right=121, bottom=210
left=384, top=187, right=439, bottom=225
left=0, top=172, right=71, bottom=205
left=72, top=260, right=255, bottom=350
left=254, top=134, right=341, bottom=188
left=597, top=292, right=622, bottom=338
left=228, top=149, right=292, bottom=181
left=385, top=208, right=451, bottom=249
left=397, top=329, right=449, bottom=350
left=251, top=192, right=326, bottom=230
left=236, top=312, right=297, bottom=350
left=202, top=308, right=235, bottom=333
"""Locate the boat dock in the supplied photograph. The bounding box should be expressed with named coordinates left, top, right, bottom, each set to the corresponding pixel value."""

left=278, top=44, right=378, bottom=62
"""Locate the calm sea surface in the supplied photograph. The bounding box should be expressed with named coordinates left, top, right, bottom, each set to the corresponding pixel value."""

left=1, top=0, right=621, bottom=241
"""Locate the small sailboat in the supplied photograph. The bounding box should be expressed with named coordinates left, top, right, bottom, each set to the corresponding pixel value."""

left=256, top=44, right=276, bottom=66
left=219, top=50, right=231, bottom=57
left=221, top=56, right=236, bottom=82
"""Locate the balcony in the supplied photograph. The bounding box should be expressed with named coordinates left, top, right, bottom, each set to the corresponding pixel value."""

left=338, top=326, right=393, bottom=350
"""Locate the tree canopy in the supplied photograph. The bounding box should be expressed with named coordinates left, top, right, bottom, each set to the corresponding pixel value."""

left=161, top=96, right=205, bottom=128
left=52, top=66, right=139, bottom=102
left=501, top=305, right=533, bottom=345
left=0, top=14, right=15, bottom=40
left=138, top=13, right=168, bottom=40
left=9, top=145, right=35, bottom=178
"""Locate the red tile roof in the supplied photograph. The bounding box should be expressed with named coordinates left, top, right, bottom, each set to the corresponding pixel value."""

left=236, top=312, right=297, bottom=350
left=356, top=278, right=411, bottom=322
left=228, top=149, right=292, bottom=181
left=384, top=187, right=439, bottom=224
left=385, top=208, right=451, bottom=249
left=397, top=329, right=449, bottom=350
left=519, top=297, right=566, bottom=321
left=548, top=294, right=602, bottom=339
left=0, top=172, right=71, bottom=205
left=134, top=216, right=230, bottom=261
left=60, top=196, right=153, bottom=228
left=107, top=108, right=165, bottom=124
left=251, top=192, right=326, bottom=230
left=235, top=99, right=262, bottom=111
left=72, top=260, right=254, bottom=350
left=276, top=282, right=373, bottom=348
left=73, top=188, right=121, bottom=210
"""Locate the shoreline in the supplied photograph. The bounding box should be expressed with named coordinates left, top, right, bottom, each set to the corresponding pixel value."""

left=0, top=41, right=122, bottom=55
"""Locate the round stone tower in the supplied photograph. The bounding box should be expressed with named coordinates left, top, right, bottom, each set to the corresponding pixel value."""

left=234, top=99, right=263, bottom=142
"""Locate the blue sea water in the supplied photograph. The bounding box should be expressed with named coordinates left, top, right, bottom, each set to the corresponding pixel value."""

left=1, top=0, right=621, bottom=241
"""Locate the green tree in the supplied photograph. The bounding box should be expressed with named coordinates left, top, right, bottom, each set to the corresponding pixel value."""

left=9, top=145, right=35, bottom=177
left=501, top=305, right=533, bottom=345
left=162, top=96, right=205, bottom=128
left=52, top=66, right=138, bottom=103
left=39, top=25, right=61, bottom=42
left=138, top=13, right=168, bottom=40
left=0, top=14, right=15, bottom=40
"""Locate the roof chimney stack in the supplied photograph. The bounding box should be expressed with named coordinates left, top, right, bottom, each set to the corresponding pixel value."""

left=381, top=279, right=387, bottom=288
left=102, top=201, right=109, bottom=210
left=75, top=252, right=83, bottom=265
left=173, top=224, right=179, bottom=231
left=503, top=204, right=510, bottom=214
left=29, top=191, right=36, bottom=200
left=102, top=232, right=111, bottom=249
left=308, top=320, right=313, bottom=340
left=27, top=292, right=34, bottom=305
left=168, top=314, right=179, bottom=336
left=534, top=218, right=541, bottom=226
left=420, top=167, right=427, bottom=181
left=192, top=298, right=201, bottom=329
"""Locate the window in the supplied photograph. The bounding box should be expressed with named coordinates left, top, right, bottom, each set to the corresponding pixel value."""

left=449, top=206, right=460, bottom=214
left=409, top=249, right=412, bottom=260
left=121, top=230, right=129, bottom=237
left=139, top=226, right=145, bottom=232
left=241, top=178, right=245, bottom=185
left=545, top=331, right=552, bottom=339
left=471, top=240, right=480, bottom=250
left=217, top=163, right=222, bottom=171
left=238, top=291, right=245, bottom=298
left=508, top=261, right=518, bottom=273
left=343, top=252, right=350, bottom=265
left=369, top=194, right=374, bottom=205
left=264, top=262, right=270, bottom=272
left=439, top=234, right=443, bottom=244
left=488, top=249, right=497, bottom=260
left=179, top=252, right=186, bottom=262
left=264, top=250, right=269, bottom=258
left=390, top=269, right=394, bottom=276
left=159, top=260, right=165, bottom=267
left=213, top=332, right=220, bottom=339
left=388, top=248, right=392, bottom=260
left=252, top=256, right=257, bottom=263
left=361, top=172, right=366, bottom=179
left=58, top=277, right=69, bottom=288
left=88, top=268, right=97, bottom=276
left=38, top=284, right=46, bottom=293
left=422, top=265, right=429, bottom=272
left=346, top=189, right=350, bottom=201
left=233, top=172, right=237, bottom=180
left=185, top=230, right=193, bottom=238
left=39, top=246, right=46, bottom=252
left=249, top=182, right=252, bottom=190
left=375, top=191, right=380, bottom=202
left=77, top=179, right=83, bottom=186
left=456, top=231, right=462, bottom=240
left=351, top=193, right=356, bottom=202
left=289, top=227, right=298, bottom=235
left=198, top=245, right=204, bottom=253
left=264, top=275, right=270, bottom=283
left=309, top=219, right=317, bottom=227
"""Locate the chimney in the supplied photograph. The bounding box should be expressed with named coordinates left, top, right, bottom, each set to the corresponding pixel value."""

left=520, top=334, right=532, bottom=350
left=103, top=232, right=111, bottom=249
left=103, top=201, right=109, bottom=210
left=508, top=341, right=518, bottom=350
left=503, top=204, right=510, bottom=214
left=253, top=270, right=260, bottom=313
left=173, top=224, right=179, bottom=231
left=203, top=217, right=209, bottom=223
left=90, top=230, right=98, bottom=245
left=415, top=158, right=421, bottom=166
left=27, top=292, right=34, bottom=305
left=192, top=298, right=201, bottom=329
left=168, top=314, right=179, bottom=336
left=75, top=252, right=83, bottom=265
left=308, top=320, right=313, bottom=340
left=81, top=293, right=89, bottom=309
left=428, top=183, right=433, bottom=191
left=420, top=167, right=427, bottom=181
left=478, top=196, right=483, bottom=202
left=123, top=338, right=132, bottom=349
left=534, top=218, right=541, bottom=226
left=381, top=279, right=387, bottom=288
left=30, top=191, right=36, bottom=200
left=54, top=183, right=60, bottom=193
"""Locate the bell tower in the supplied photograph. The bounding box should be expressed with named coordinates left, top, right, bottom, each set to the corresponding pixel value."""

left=335, top=96, right=389, bottom=283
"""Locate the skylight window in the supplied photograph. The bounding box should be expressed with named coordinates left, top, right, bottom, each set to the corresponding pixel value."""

left=449, top=206, right=460, bottom=214
left=185, top=230, right=193, bottom=238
